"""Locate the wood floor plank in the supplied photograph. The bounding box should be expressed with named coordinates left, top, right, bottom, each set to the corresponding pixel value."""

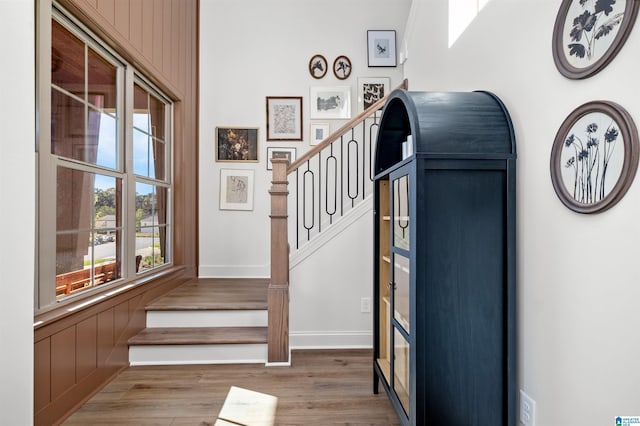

left=128, top=326, right=268, bottom=345
left=146, top=278, right=269, bottom=311
left=63, top=349, right=400, bottom=425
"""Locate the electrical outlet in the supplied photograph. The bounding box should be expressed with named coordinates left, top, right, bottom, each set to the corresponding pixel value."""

left=519, top=390, right=536, bottom=426
left=360, top=297, right=371, bottom=313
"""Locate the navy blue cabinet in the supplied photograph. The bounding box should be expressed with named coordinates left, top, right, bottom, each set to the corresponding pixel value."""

left=373, top=90, right=517, bottom=425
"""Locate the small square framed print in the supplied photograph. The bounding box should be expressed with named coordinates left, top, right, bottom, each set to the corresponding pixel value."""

left=367, top=30, right=397, bottom=67
left=310, top=123, right=330, bottom=145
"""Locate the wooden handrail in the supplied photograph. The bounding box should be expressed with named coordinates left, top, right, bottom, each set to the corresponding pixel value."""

left=267, top=78, right=408, bottom=365
left=287, top=78, right=408, bottom=173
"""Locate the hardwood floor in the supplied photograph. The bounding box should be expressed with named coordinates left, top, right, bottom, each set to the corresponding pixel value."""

left=63, top=349, right=401, bottom=425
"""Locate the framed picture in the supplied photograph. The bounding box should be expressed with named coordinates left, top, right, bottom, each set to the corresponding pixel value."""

left=357, top=77, right=390, bottom=111
left=333, top=55, right=352, bottom=80
left=266, top=96, right=303, bottom=141
left=552, top=0, right=640, bottom=79
left=266, top=147, right=296, bottom=170
left=216, top=127, right=259, bottom=162
left=308, top=54, right=328, bottom=79
left=309, top=86, right=351, bottom=119
left=367, top=30, right=397, bottom=67
left=550, top=101, right=639, bottom=214
left=219, top=169, right=254, bottom=211
left=310, top=123, right=330, bottom=145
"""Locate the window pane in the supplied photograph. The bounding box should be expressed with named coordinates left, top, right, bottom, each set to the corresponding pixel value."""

left=52, top=20, right=84, bottom=97
left=51, top=90, right=84, bottom=158
left=151, top=139, right=165, bottom=180
left=90, top=108, right=118, bottom=169
left=88, top=47, right=117, bottom=111
left=133, top=128, right=150, bottom=176
left=56, top=168, right=122, bottom=298
left=150, top=94, right=165, bottom=140
left=136, top=183, right=168, bottom=272
left=133, top=84, right=149, bottom=131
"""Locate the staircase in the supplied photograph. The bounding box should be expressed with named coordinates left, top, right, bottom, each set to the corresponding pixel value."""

left=128, top=278, right=270, bottom=365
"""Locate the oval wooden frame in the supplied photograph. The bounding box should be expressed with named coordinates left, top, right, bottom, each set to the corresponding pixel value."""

left=552, top=0, right=640, bottom=79
left=308, top=54, right=328, bottom=79
left=333, top=55, right=352, bottom=80
left=550, top=101, right=639, bottom=214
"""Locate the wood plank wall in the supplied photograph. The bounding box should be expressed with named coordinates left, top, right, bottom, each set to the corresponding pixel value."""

left=34, top=1, right=199, bottom=425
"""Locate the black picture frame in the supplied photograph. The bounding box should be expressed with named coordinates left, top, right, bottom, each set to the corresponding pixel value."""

left=550, top=101, right=639, bottom=213
left=552, top=0, right=640, bottom=79
left=367, top=30, right=397, bottom=67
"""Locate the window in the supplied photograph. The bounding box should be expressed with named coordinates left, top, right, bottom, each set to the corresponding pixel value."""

left=37, top=7, right=172, bottom=309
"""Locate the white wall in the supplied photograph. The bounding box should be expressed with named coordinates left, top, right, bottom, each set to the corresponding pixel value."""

left=0, top=0, right=35, bottom=423
left=199, top=1, right=410, bottom=346
left=403, top=0, right=640, bottom=424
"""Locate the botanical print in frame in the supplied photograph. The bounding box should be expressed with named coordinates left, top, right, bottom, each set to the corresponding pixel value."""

left=219, top=169, right=254, bottom=211
left=552, top=0, right=640, bottom=79
left=266, top=96, right=303, bottom=141
left=266, top=147, right=296, bottom=170
left=309, top=86, right=351, bottom=119
left=550, top=101, right=639, bottom=213
left=357, top=77, right=390, bottom=111
left=310, top=123, right=330, bottom=145
left=216, top=127, right=259, bottom=162
left=367, top=30, right=397, bottom=67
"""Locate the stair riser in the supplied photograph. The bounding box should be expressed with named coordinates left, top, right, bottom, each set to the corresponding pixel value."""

left=129, top=343, right=267, bottom=365
left=146, top=310, right=267, bottom=328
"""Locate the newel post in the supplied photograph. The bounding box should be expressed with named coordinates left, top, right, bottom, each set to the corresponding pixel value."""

left=268, top=158, right=290, bottom=364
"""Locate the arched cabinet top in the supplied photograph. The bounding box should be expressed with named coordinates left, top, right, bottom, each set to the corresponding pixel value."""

left=374, top=89, right=516, bottom=175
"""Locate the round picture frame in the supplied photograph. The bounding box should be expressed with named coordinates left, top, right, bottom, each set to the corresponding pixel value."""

left=308, top=54, right=328, bottom=79
left=333, top=55, right=352, bottom=80
left=550, top=101, right=639, bottom=214
left=552, top=0, right=640, bottom=79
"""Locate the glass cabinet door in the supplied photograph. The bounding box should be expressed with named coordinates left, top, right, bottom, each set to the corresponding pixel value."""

left=391, top=172, right=411, bottom=415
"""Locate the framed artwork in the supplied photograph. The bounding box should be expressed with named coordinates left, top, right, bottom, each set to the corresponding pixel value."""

left=309, top=86, right=351, bottom=119
left=219, top=169, right=254, bottom=211
left=550, top=101, right=639, bottom=214
left=266, top=96, right=303, bottom=141
left=216, top=127, right=259, bottom=162
left=333, top=55, right=352, bottom=80
left=310, top=123, right=330, bottom=145
left=552, top=0, right=640, bottom=79
left=308, top=54, right=328, bottom=79
left=266, top=147, right=296, bottom=170
left=357, top=77, right=390, bottom=111
left=367, top=30, right=397, bottom=67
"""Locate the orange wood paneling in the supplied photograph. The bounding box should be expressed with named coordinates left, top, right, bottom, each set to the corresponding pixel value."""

left=96, top=0, right=114, bottom=23
left=114, top=300, right=129, bottom=343
left=128, top=0, right=143, bottom=53
left=96, top=308, right=114, bottom=365
left=51, top=327, right=76, bottom=400
left=76, top=316, right=97, bottom=381
left=142, top=1, right=154, bottom=60
left=113, top=0, right=129, bottom=40
left=34, top=338, right=51, bottom=412
left=152, top=0, right=164, bottom=69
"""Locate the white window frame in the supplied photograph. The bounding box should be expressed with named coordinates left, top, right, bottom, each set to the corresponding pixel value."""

left=36, top=2, right=173, bottom=310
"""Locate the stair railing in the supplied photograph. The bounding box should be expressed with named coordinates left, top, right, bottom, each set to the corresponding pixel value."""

left=267, top=79, right=408, bottom=363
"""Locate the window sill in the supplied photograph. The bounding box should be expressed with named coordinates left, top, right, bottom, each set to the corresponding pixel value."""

left=34, top=265, right=187, bottom=331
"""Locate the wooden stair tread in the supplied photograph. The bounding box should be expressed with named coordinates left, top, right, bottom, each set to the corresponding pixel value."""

left=146, top=278, right=269, bottom=311
left=128, top=326, right=268, bottom=345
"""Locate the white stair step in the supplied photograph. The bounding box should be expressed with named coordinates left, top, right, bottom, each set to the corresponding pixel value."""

left=129, top=343, right=267, bottom=366
left=146, top=309, right=267, bottom=328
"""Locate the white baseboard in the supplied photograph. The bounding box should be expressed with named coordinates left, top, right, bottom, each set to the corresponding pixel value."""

left=290, top=330, right=372, bottom=349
